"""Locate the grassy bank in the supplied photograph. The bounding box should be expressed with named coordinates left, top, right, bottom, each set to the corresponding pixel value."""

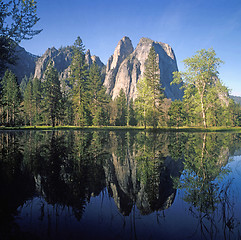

left=0, top=125, right=241, bottom=132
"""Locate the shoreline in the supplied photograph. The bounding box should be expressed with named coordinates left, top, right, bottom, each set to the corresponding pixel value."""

left=0, top=125, right=241, bottom=132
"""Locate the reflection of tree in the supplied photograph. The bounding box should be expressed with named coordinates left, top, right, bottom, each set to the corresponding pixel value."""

left=176, top=133, right=239, bottom=239
left=105, top=131, right=183, bottom=216
left=26, top=131, right=107, bottom=220
left=1, top=130, right=241, bottom=239
left=0, top=130, right=109, bottom=231
left=0, top=132, right=35, bottom=239
left=135, top=132, right=183, bottom=214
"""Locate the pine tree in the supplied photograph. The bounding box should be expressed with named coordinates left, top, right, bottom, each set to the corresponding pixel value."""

left=61, top=88, right=74, bottom=126
left=42, top=62, right=62, bottom=127
left=144, top=46, right=164, bottom=127
left=20, top=75, right=29, bottom=96
left=23, top=80, right=33, bottom=125
left=135, top=77, right=153, bottom=128
left=127, top=99, right=137, bottom=126
left=32, top=77, right=42, bottom=125
left=1, top=70, right=21, bottom=126
left=168, top=100, right=185, bottom=127
left=115, top=89, right=127, bottom=126
left=88, top=62, right=109, bottom=126
left=69, top=37, right=89, bottom=126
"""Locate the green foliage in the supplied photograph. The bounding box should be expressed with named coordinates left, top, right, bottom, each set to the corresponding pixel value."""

left=0, top=0, right=42, bottom=42
left=23, top=79, right=33, bottom=125
left=69, top=37, right=90, bottom=126
left=127, top=99, right=137, bottom=126
left=0, top=0, right=42, bottom=71
left=135, top=77, right=153, bottom=128
left=0, top=37, right=16, bottom=72
left=60, top=90, right=74, bottom=126
left=172, top=48, right=227, bottom=128
left=144, top=46, right=164, bottom=127
left=135, top=46, right=164, bottom=128
left=20, top=75, right=29, bottom=96
left=1, top=69, right=21, bottom=125
left=0, top=44, right=240, bottom=128
left=109, top=100, right=118, bottom=126
left=115, top=89, right=127, bottom=126
left=88, top=62, right=109, bottom=126
left=42, top=62, right=62, bottom=127
left=32, top=77, right=42, bottom=125
left=168, top=100, right=186, bottom=127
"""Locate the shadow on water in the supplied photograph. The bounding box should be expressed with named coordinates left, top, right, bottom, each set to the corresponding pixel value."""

left=0, top=130, right=241, bottom=239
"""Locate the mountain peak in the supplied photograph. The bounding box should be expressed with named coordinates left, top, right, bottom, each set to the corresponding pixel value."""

left=104, top=37, right=134, bottom=94
left=105, top=36, right=183, bottom=101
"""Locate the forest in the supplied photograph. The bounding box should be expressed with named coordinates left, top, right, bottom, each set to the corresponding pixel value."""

left=1, top=36, right=241, bottom=128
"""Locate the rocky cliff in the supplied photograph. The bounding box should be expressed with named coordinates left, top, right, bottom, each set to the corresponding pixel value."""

left=34, top=46, right=73, bottom=82
left=8, top=37, right=183, bottom=101
left=104, top=36, right=134, bottom=95
left=34, top=46, right=105, bottom=85
left=8, top=45, right=37, bottom=84
left=104, top=37, right=183, bottom=101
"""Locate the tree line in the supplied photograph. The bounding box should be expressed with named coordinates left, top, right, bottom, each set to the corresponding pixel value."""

left=0, top=37, right=241, bottom=128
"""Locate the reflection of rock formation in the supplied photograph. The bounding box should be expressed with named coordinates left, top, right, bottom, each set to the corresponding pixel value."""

left=104, top=151, right=138, bottom=215
left=103, top=133, right=183, bottom=216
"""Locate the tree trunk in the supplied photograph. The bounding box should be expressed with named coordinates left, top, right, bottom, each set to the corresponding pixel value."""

left=200, top=95, right=207, bottom=128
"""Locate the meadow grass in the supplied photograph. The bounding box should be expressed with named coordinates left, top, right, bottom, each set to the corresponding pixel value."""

left=0, top=125, right=241, bottom=132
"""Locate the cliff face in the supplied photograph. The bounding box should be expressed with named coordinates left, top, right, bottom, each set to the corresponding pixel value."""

left=34, top=47, right=105, bottom=84
left=104, top=37, right=183, bottom=101
left=8, top=36, right=184, bottom=101
left=34, top=46, right=73, bottom=82
left=8, top=45, right=37, bottom=84
left=103, top=36, right=134, bottom=95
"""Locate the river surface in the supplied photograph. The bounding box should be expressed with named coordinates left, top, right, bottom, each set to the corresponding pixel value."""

left=1, top=130, right=241, bottom=240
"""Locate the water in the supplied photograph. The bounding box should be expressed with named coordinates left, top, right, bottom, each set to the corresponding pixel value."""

left=0, top=130, right=241, bottom=240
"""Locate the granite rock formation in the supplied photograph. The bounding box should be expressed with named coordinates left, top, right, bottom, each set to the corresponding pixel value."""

left=34, top=46, right=73, bottom=81
left=103, top=36, right=134, bottom=95
left=104, top=37, right=183, bottom=101
left=34, top=47, right=105, bottom=85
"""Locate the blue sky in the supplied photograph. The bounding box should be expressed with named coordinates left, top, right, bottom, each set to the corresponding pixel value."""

left=21, top=0, right=241, bottom=96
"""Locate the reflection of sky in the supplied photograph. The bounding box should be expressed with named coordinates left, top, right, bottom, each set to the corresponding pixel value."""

left=16, top=153, right=241, bottom=240
left=19, top=0, right=241, bottom=96
left=225, top=155, right=241, bottom=198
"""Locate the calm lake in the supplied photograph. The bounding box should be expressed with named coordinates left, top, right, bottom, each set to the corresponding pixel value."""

left=1, top=130, right=241, bottom=240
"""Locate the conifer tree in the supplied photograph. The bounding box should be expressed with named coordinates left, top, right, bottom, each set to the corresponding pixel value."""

left=61, top=86, right=74, bottom=126
left=135, top=77, right=153, bottom=128
left=20, top=75, right=29, bottom=96
left=69, top=37, right=89, bottom=126
left=23, top=79, right=33, bottom=125
left=127, top=99, right=137, bottom=126
left=144, top=46, right=164, bottom=127
left=1, top=70, right=21, bottom=125
left=32, top=77, right=42, bottom=125
left=88, top=62, right=109, bottom=125
left=115, top=89, right=127, bottom=126
left=135, top=46, right=164, bottom=128
left=42, top=62, right=62, bottom=127
left=168, top=100, right=185, bottom=127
